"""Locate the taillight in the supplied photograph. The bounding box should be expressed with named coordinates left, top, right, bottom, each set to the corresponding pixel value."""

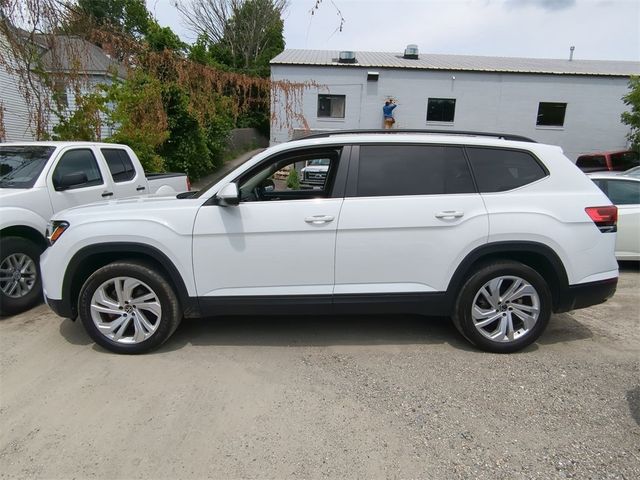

left=585, top=206, right=617, bottom=233
left=186, top=177, right=191, bottom=191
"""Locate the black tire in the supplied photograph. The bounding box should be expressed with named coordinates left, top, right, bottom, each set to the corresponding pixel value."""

left=452, top=261, right=552, bottom=353
left=78, top=261, right=182, bottom=354
left=0, top=236, right=43, bottom=316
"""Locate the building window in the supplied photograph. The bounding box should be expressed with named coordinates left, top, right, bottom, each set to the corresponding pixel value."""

left=426, top=98, right=456, bottom=123
left=536, top=102, right=566, bottom=127
left=53, top=80, right=68, bottom=108
left=317, top=95, right=345, bottom=118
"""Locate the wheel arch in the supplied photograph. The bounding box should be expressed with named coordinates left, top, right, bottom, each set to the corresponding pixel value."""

left=447, top=241, right=569, bottom=312
left=62, top=243, right=200, bottom=319
left=0, top=225, right=48, bottom=251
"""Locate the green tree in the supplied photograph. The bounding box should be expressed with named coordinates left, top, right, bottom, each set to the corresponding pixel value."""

left=146, top=20, right=187, bottom=53
left=51, top=90, right=107, bottom=141
left=178, top=0, right=286, bottom=77
left=621, top=76, right=640, bottom=151
left=157, top=84, right=210, bottom=179
left=77, top=0, right=150, bottom=37
left=104, top=73, right=169, bottom=172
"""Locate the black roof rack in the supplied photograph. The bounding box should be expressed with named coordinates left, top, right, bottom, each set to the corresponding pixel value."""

left=293, top=129, right=537, bottom=143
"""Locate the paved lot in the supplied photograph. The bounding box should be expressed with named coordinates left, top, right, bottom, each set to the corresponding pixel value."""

left=1, top=266, right=639, bottom=479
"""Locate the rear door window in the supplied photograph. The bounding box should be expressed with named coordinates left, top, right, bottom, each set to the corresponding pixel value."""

left=356, top=145, right=475, bottom=197
left=102, top=148, right=136, bottom=182
left=466, top=148, right=547, bottom=192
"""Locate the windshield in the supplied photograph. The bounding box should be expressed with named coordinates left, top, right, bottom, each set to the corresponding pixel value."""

left=610, top=151, right=639, bottom=171
left=307, top=158, right=331, bottom=166
left=192, top=150, right=261, bottom=198
left=0, top=146, right=55, bottom=189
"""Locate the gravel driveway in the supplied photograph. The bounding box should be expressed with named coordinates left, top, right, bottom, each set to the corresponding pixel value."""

left=1, top=266, right=638, bottom=479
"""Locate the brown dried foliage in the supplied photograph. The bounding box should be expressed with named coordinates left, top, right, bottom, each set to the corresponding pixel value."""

left=0, top=0, right=317, bottom=141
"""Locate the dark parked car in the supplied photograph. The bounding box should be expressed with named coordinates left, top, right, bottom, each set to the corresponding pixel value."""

left=576, top=150, right=639, bottom=173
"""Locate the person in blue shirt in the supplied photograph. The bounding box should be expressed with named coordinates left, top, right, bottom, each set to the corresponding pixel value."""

left=383, top=99, right=397, bottom=129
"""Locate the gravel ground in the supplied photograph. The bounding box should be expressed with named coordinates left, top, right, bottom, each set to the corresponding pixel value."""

left=1, top=266, right=638, bottom=479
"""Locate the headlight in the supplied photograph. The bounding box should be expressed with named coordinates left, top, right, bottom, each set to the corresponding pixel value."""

left=46, top=221, right=69, bottom=246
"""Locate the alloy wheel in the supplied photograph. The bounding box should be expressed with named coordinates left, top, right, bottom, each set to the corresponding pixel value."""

left=0, top=254, right=37, bottom=298
left=89, top=276, right=162, bottom=344
left=471, top=275, right=540, bottom=343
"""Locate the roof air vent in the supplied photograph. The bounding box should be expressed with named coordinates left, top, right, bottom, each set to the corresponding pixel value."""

left=403, top=44, right=419, bottom=59
left=338, top=51, right=357, bottom=64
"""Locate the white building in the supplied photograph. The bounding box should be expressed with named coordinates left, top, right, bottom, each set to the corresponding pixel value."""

left=270, top=48, right=640, bottom=160
left=0, top=30, right=125, bottom=142
left=0, top=31, right=35, bottom=141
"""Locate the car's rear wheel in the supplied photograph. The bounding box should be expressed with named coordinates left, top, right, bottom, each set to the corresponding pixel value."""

left=452, top=261, right=551, bottom=353
left=78, top=261, right=182, bottom=354
left=0, top=237, right=43, bottom=316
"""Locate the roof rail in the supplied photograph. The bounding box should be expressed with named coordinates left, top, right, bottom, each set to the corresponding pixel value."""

left=293, top=129, right=537, bottom=143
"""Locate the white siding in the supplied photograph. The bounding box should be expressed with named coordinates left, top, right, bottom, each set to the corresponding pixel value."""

left=0, top=34, right=36, bottom=141
left=61, top=75, right=116, bottom=140
left=271, top=65, right=632, bottom=160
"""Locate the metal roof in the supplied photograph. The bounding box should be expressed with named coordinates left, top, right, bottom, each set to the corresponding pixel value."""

left=35, top=35, right=127, bottom=78
left=271, top=49, right=640, bottom=77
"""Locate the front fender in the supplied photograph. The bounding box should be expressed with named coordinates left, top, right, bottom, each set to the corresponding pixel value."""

left=0, top=207, right=48, bottom=235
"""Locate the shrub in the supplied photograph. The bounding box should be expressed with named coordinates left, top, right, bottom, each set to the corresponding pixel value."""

left=286, top=166, right=299, bottom=190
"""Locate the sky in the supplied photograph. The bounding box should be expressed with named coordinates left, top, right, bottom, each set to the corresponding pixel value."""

left=148, top=0, right=640, bottom=61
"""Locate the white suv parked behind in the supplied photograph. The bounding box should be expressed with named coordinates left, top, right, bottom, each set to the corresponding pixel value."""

left=41, top=131, right=619, bottom=354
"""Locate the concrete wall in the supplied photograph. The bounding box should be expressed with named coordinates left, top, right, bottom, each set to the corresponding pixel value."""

left=271, top=64, right=632, bottom=160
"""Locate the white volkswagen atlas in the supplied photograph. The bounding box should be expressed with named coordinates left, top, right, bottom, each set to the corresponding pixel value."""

left=41, top=131, right=619, bottom=354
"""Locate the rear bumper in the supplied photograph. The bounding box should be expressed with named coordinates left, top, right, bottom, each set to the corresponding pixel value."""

left=555, top=277, right=618, bottom=313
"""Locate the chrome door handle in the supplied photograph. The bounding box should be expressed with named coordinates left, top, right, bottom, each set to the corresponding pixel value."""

left=435, top=210, right=464, bottom=219
left=305, top=215, right=334, bottom=224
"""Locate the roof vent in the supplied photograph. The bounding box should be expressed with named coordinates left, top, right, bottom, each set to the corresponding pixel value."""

left=403, top=44, right=419, bottom=59
left=338, top=51, right=357, bottom=63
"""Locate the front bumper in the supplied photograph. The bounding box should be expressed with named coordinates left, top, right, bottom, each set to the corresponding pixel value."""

left=45, top=295, right=75, bottom=319
left=555, top=277, right=618, bottom=313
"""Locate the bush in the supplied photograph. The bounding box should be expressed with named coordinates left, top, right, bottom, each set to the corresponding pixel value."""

left=158, top=85, right=211, bottom=179
left=286, top=166, right=299, bottom=190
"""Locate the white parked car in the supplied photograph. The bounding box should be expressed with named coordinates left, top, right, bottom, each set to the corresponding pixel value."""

left=588, top=171, right=640, bottom=261
left=41, top=131, right=619, bottom=354
left=0, top=142, right=190, bottom=315
left=300, top=158, right=330, bottom=187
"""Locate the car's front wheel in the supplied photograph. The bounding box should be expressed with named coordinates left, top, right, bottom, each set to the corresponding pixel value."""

left=0, top=236, right=43, bottom=316
left=452, top=261, right=552, bottom=353
left=78, top=261, right=182, bottom=354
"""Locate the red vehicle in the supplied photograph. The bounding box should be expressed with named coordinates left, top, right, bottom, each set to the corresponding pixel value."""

left=576, top=150, right=639, bottom=173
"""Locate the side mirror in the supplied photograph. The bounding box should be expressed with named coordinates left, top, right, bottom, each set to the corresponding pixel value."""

left=217, top=182, right=239, bottom=206
left=54, top=172, right=88, bottom=191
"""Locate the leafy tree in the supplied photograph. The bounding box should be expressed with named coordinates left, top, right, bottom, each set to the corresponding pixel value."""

left=104, top=72, right=169, bottom=172
left=157, top=84, right=210, bottom=179
left=77, top=0, right=150, bottom=37
left=146, top=20, right=187, bottom=53
left=621, top=76, right=640, bottom=151
left=178, top=0, right=286, bottom=77
left=51, top=90, right=107, bottom=141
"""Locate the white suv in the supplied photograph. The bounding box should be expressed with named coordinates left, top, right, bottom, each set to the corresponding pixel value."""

left=41, top=131, right=619, bottom=354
